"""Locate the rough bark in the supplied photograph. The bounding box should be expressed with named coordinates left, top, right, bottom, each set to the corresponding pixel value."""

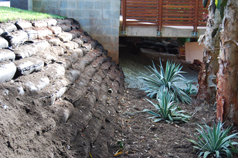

left=197, top=3, right=221, bottom=102
left=216, top=0, right=238, bottom=125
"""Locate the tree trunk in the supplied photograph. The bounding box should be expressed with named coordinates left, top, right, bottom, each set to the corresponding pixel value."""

left=216, top=0, right=238, bottom=125
left=197, top=6, right=221, bottom=102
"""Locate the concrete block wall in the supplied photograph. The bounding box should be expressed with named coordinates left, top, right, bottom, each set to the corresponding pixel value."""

left=31, top=0, right=120, bottom=63
left=10, top=0, right=28, bottom=10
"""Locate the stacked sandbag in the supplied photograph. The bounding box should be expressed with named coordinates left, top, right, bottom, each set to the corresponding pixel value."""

left=0, top=18, right=124, bottom=157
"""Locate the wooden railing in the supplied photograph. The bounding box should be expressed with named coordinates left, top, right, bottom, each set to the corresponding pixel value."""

left=121, top=0, right=208, bottom=34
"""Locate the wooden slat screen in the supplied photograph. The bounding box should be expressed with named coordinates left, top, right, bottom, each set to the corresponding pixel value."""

left=162, top=0, right=195, bottom=26
left=125, top=0, right=159, bottom=26
left=198, top=0, right=209, bottom=26
left=122, top=0, right=209, bottom=32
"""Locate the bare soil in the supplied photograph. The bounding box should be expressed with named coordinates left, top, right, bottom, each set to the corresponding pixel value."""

left=114, top=44, right=238, bottom=158
left=114, top=88, right=215, bottom=158
left=1, top=37, right=238, bottom=158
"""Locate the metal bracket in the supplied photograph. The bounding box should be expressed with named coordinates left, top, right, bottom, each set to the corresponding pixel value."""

left=191, top=32, right=198, bottom=37
left=121, top=30, right=127, bottom=35
left=157, top=31, right=162, bottom=36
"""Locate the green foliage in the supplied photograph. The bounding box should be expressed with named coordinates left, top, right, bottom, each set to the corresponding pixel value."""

left=219, top=0, right=227, bottom=19
left=188, top=121, right=238, bottom=158
left=139, top=60, right=191, bottom=104
left=117, top=140, right=124, bottom=149
left=203, top=0, right=209, bottom=8
left=202, top=0, right=227, bottom=19
left=143, top=91, right=191, bottom=123
left=182, top=81, right=197, bottom=95
left=0, top=6, right=65, bottom=22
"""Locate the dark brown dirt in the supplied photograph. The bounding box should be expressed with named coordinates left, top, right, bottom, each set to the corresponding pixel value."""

left=114, top=88, right=238, bottom=158
left=114, top=40, right=238, bottom=158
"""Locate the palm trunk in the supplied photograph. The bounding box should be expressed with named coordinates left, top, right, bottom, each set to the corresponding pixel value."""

left=216, top=0, right=238, bottom=125
left=197, top=4, right=221, bottom=102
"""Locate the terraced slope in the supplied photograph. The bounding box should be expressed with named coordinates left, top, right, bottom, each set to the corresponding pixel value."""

left=0, top=18, right=124, bottom=157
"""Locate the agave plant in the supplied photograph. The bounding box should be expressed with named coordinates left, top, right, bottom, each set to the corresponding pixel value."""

left=188, top=121, right=238, bottom=158
left=139, top=60, right=191, bottom=104
left=143, top=91, right=191, bottom=123
left=182, top=81, right=197, bottom=95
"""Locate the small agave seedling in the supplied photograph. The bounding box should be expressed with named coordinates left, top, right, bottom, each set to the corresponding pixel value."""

left=182, top=81, right=197, bottom=95
left=188, top=120, right=238, bottom=158
left=143, top=91, right=191, bottom=123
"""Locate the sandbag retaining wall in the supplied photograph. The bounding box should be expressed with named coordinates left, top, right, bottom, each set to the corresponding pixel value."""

left=0, top=18, right=125, bottom=157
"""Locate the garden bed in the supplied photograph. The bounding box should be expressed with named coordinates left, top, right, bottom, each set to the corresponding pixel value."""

left=116, top=43, right=238, bottom=157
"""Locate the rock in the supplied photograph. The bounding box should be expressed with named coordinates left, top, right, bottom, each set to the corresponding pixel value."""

left=0, top=37, right=9, bottom=49
left=57, top=19, right=72, bottom=25
left=24, top=76, right=50, bottom=92
left=26, top=30, right=38, bottom=40
left=63, top=74, right=91, bottom=106
left=38, top=48, right=59, bottom=64
left=36, top=28, right=53, bottom=39
left=72, top=38, right=84, bottom=46
left=33, top=91, right=56, bottom=106
left=46, top=19, right=57, bottom=26
left=42, top=63, right=65, bottom=80
left=72, top=59, right=87, bottom=72
left=0, top=49, right=15, bottom=62
left=51, top=99, right=74, bottom=123
left=65, top=69, right=81, bottom=83
left=95, top=45, right=104, bottom=52
left=100, top=61, right=111, bottom=70
left=62, top=51, right=79, bottom=64
left=84, top=66, right=97, bottom=78
left=90, top=137, right=109, bottom=158
left=0, top=23, right=17, bottom=32
left=50, top=46, right=65, bottom=56
left=0, top=82, right=25, bottom=95
left=64, top=86, right=88, bottom=107
left=71, top=23, right=81, bottom=30
left=14, top=57, right=44, bottom=76
left=52, top=78, right=70, bottom=98
left=0, top=61, right=16, bottom=83
left=48, top=38, right=61, bottom=46
left=82, top=35, right=92, bottom=43
left=14, top=44, right=38, bottom=59
left=68, top=48, right=84, bottom=58
left=62, top=41, right=79, bottom=50
left=0, top=28, right=3, bottom=35
left=70, top=30, right=83, bottom=38
left=83, top=118, right=101, bottom=143
left=57, top=58, right=72, bottom=69
left=82, top=43, right=92, bottom=51
left=48, top=26, right=62, bottom=35
left=34, top=40, right=50, bottom=50
left=107, top=66, right=117, bottom=81
left=2, top=30, right=28, bottom=47
left=57, top=32, right=73, bottom=42
left=32, top=21, right=48, bottom=27
left=92, top=73, right=103, bottom=85
left=58, top=24, right=72, bottom=32
left=88, top=40, right=98, bottom=49
left=89, top=81, right=101, bottom=98
left=15, top=21, right=32, bottom=30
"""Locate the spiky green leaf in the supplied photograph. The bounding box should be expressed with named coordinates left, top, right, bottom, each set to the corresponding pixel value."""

left=203, top=0, right=209, bottom=7
left=220, top=0, right=227, bottom=19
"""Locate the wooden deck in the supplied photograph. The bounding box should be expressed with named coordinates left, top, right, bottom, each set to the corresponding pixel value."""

left=120, top=0, right=209, bottom=37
